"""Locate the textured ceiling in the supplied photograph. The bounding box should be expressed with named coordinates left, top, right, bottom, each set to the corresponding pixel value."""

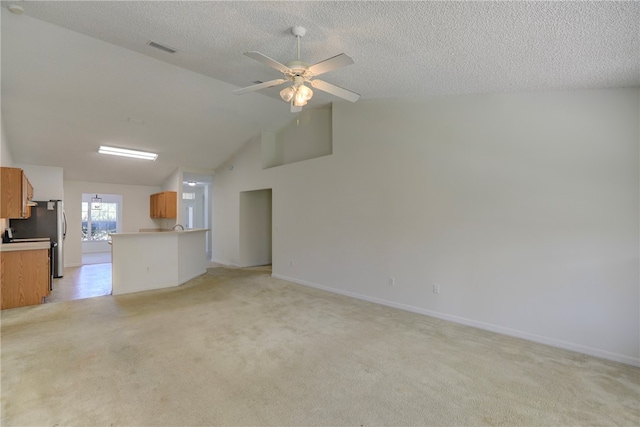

left=1, top=1, right=639, bottom=186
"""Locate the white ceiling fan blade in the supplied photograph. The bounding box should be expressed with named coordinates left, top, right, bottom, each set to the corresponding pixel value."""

left=233, top=79, right=287, bottom=95
left=310, top=79, right=360, bottom=102
left=308, top=53, right=354, bottom=76
left=244, top=51, right=291, bottom=73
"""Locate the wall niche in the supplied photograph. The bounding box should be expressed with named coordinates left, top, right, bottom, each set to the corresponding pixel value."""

left=262, top=105, right=332, bottom=169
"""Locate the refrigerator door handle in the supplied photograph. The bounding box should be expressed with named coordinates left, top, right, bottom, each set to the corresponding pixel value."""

left=63, top=211, right=67, bottom=240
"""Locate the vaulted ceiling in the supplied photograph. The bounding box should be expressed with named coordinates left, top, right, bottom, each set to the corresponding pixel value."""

left=2, top=1, right=638, bottom=186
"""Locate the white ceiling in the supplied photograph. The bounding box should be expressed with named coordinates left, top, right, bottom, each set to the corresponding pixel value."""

left=2, top=1, right=638, bottom=186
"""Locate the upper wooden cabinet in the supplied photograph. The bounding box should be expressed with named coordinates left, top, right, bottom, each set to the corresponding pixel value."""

left=0, top=167, right=34, bottom=219
left=150, top=191, right=177, bottom=219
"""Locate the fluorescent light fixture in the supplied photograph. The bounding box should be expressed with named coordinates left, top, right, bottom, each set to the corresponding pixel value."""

left=99, top=145, right=158, bottom=161
left=187, top=181, right=197, bottom=187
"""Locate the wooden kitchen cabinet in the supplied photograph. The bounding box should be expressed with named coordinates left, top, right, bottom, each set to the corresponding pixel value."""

left=0, top=248, right=50, bottom=309
left=25, top=175, right=33, bottom=200
left=0, top=167, right=34, bottom=219
left=150, top=191, right=177, bottom=218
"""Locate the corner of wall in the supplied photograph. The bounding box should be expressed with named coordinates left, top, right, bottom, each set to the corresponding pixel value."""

left=162, top=167, right=183, bottom=225
left=0, top=116, right=15, bottom=167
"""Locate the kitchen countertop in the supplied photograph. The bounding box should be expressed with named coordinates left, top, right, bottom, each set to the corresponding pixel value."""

left=0, top=241, right=51, bottom=252
left=110, top=228, right=209, bottom=237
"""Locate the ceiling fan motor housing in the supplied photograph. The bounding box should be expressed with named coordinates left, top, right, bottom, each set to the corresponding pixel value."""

left=285, top=61, right=312, bottom=80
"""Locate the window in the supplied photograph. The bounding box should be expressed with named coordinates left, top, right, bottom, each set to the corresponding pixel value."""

left=82, top=202, right=118, bottom=241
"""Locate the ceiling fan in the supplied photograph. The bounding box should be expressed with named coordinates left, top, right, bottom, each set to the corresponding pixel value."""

left=233, top=26, right=360, bottom=112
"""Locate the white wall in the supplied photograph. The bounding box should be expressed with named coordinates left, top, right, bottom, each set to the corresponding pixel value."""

left=16, top=164, right=64, bottom=201
left=212, top=134, right=264, bottom=266
left=212, top=88, right=640, bottom=366
left=64, top=180, right=160, bottom=266
left=239, top=189, right=272, bottom=267
left=0, top=118, right=14, bottom=167
left=158, top=167, right=182, bottom=229
left=263, top=106, right=332, bottom=168
left=0, top=118, right=15, bottom=234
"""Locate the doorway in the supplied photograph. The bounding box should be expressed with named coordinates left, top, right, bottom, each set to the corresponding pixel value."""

left=47, top=192, right=118, bottom=302
left=182, top=173, right=213, bottom=260
left=81, top=193, right=121, bottom=265
left=239, top=189, right=272, bottom=267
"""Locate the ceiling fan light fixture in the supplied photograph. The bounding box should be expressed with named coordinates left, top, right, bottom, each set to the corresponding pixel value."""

left=280, top=86, right=296, bottom=102
left=293, top=84, right=313, bottom=106
left=297, top=84, right=313, bottom=100
left=235, top=26, right=358, bottom=112
left=292, top=98, right=307, bottom=107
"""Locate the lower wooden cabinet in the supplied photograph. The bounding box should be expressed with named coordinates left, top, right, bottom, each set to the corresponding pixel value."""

left=150, top=191, right=177, bottom=218
left=0, top=249, right=50, bottom=309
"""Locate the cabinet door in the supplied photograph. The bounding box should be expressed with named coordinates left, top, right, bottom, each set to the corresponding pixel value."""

left=26, top=177, right=34, bottom=200
left=157, top=192, right=166, bottom=217
left=0, top=249, right=50, bottom=309
left=21, top=173, right=30, bottom=218
left=0, top=167, right=24, bottom=218
left=164, top=192, right=177, bottom=218
left=149, top=191, right=177, bottom=219
left=150, top=193, right=157, bottom=218
left=0, top=167, right=33, bottom=219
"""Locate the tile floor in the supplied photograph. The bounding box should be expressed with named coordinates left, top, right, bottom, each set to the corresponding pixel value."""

left=45, top=256, right=235, bottom=304
left=81, top=251, right=112, bottom=265
left=46, top=262, right=112, bottom=303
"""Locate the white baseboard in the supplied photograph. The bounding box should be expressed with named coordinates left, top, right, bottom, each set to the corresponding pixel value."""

left=209, top=259, right=240, bottom=268
left=179, top=269, right=208, bottom=285
left=272, top=273, right=640, bottom=368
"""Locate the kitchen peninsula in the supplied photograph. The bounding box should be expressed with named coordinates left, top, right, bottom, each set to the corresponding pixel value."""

left=110, top=228, right=208, bottom=295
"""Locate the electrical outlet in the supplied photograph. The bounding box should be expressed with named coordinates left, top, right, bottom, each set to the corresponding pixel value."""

left=433, top=284, right=440, bottom=294
left=388, top=277, right=395, bottom=287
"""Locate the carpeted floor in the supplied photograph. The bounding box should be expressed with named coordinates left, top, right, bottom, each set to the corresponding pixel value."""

left=1, top=267, right=639, bottom=426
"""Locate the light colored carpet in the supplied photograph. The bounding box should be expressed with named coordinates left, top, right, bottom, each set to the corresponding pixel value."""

left=1, top=267, right=638, bottom=426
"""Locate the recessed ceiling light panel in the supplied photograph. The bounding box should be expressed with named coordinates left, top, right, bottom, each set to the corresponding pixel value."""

left=98, top=145, right=158, bottom=161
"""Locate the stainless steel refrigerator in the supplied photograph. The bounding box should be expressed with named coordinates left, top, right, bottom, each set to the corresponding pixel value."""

left=10, top=200, right=66, bottom=278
